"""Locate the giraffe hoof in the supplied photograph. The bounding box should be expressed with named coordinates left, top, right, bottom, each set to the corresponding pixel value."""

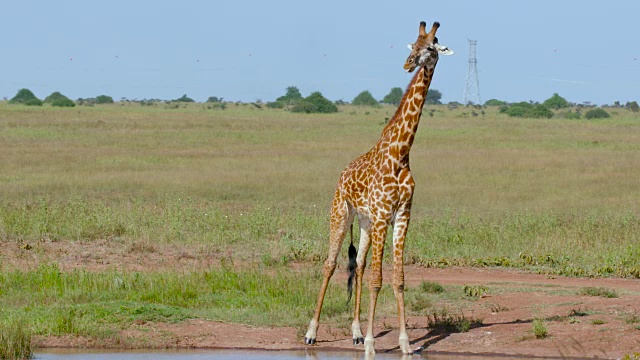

left=353, top=337, right=364, bottom=345
left=304, top=337, right=316, bottom=345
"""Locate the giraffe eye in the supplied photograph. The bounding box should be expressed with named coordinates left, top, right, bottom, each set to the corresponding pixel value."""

left=427, top=46, right=434, bottom=51
left=408, top=58, right=414, bottom=63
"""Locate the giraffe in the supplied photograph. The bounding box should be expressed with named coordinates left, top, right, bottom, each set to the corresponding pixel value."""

left=303, top=21, right=453, bottom=355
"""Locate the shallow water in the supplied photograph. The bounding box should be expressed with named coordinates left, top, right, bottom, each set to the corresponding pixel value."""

left=36, top=349, right=558, bottom=360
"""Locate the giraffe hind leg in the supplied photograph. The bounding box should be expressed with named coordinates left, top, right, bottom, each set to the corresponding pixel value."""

left=304, top=194, right=355, bottom=345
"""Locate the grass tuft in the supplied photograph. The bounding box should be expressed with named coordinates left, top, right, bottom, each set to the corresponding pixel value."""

left=577, top=286, right=618, bottom=298
left=0, top=319, right=33, bottom=360
left=532, top=318, right=548, bottom=339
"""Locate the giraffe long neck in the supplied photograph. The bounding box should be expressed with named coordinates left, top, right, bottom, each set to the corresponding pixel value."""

left=379, top=64, right=435, bottom=161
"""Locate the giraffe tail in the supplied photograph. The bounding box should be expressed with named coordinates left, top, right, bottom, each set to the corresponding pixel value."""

left=346, top=224, right=357, bottom=305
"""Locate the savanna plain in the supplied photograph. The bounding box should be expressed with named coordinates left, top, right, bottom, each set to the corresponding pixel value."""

left=1, top=102, right=640, bottom=358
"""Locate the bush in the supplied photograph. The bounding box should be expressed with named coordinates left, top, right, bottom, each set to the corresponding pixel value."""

left=426, top=89, right=442, bottom=105
left=562, top=110, right=581, bottom=119
left=584, top=108, right=610, bottom=119
left=501, top=102, right=553, bottom=119
left=290, top=100, right=317, bottom=113
left=95, top=95, right=114, bottom=104
left=9, top=88, right=42, bottom=106
left=44, top=92, right=75, bottom=107
left=382, top=87, right=403, bottom=105
left=44, top=91, right=68, bottom=104
left=304, top=92, right=337, bottom=113
left=484, top=99, right=507, bottom=106
left=626, top=101, right=639, bottom=113
left=51, top=98, right=76, bottom=107
left=173, top=94, right=194, bottom=102
left=266, top=101, right=284, bottom=109
left=23, top=98, right=43, bottom=106
left=543, top=93, right=570, bottom=109
left=352, top=90, right=378, bottom=106
left=276, top=86, right=303, bottom=105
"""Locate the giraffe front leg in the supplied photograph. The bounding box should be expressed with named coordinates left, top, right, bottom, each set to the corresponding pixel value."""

left=392, top=212, right=412, bottom=355
left=363, top=222, right=387, bottom=355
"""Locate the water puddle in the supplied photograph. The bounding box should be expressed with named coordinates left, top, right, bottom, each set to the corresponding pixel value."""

left=36, top=349, right=557, bottom=360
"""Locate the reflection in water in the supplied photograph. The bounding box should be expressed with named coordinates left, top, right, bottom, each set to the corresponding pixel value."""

left=37, top=349, right=552, bottom=359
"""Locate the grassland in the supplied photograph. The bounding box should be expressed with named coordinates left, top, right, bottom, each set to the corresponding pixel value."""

left=0, top=101, right=639, bottom=348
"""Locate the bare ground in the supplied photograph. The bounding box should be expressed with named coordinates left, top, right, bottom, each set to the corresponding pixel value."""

left=3, top=239, right=640, bottom=358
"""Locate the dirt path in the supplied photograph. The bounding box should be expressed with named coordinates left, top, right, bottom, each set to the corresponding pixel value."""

left=5, top=240, right=640, bottom=358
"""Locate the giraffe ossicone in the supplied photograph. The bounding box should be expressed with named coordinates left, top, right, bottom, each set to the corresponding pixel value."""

left=304, top=21, right=452, bottom=355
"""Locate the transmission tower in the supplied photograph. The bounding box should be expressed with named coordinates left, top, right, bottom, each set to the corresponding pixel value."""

left=463, top=39, right=481, bottom=105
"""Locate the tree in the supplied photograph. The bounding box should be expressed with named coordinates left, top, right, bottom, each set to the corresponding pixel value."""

left=9, top=88, right=42, bottom=106
left=626, top=101, right=639, bottom=113
left=543, top=93, right=570, bottom=109
left=206, top=96, right=223, bottom=103
left=173, top=94, right=194, bottom=102
left=276, top=86, right=303, bottom=104
left=382, top=87, right=403, bottom=105
left=352, top=90, right=378, bottom=106
left=51, top=97, right=76, bottom=107
left=484, top=99, right=507, bottom=106
left=291, top=91, right=338, bottom=114
left=95, top=95, right=114, bottom=104
left=44, top=91, right=71, bottom=104
left=584, top=108, right=610, bottom=119
left=426, top=89, right=442, bottom=105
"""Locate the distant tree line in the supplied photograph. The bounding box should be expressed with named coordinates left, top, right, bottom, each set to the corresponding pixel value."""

left=4, top=88, right=638, bottom=119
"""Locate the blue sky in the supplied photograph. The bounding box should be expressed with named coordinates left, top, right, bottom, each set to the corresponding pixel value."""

left=2, top=1, right=639, bottom=105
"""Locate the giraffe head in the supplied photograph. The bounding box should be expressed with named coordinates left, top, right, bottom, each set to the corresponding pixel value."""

left=404, top=21, right=453, bottom=73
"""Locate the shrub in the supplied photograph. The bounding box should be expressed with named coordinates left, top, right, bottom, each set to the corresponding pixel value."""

left=44, top=91, right=68, bottom=104
left=266, top=101, right=284, bottom=109
left=382, top=87, right=403, bottom=105
left=584, top=108, right=610, bottom=119
left=304, top=92, right=337, bottom=113
left=51, top=98, right=76, bottom=107
left=276, top=86, right=303, bottom=105
left=290, top=100, right=317, bottom=113
left=9, top=88, right=42, bottom=106
left=95, top=95, right=114, bottom=104
left=173, top=94, right=194, bottom=102
left=626, top=101, right=639, bottom=113
left=352, top=90, right=378, bottom=106
left=502, top=102, right=553, bottom=119
left=543, top=93, right=570, bottom=109
left=484, top=99, right=507, bottom=106
left=44, top=92, right=75, bottom=107
left=562, top=110, right=581, bottom=119
left=426, top=89, right=442, bottom=105
left=206, top=96, right=223, bottom=103
left=532, top=318, right=548, bottom=339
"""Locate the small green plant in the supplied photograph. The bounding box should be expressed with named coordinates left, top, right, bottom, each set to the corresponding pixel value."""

left=622, top=353, right=640, bottom=360
left=532, top=318, right=548, bottom=339
left=591, top=319, right=605, bottom=325
left=420, top=281, right=445, bottom=294
left=578, top=286, right=618, bottom=298
left=426, top=308, right=482, bottom=333
left=0, top=319, right=33, bottom=360
left=463, top=284, right=488, bottom=298
left=568, top=308, right=589, bottom=317
left=584, top=108, right=610, bottom=119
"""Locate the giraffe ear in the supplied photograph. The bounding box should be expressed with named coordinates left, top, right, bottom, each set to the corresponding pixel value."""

left=407, top=44, right=413, bottom=50
left=435, top=43, right=454, bottom=55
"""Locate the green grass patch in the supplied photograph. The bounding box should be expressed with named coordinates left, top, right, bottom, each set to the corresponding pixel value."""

left=532, top=318, right=548, bottom=339
left=0, top=264, right=360, bottom=341
left=0, top=318, right=33, bottom=360
left=577, top=286, right=619, bottom=298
